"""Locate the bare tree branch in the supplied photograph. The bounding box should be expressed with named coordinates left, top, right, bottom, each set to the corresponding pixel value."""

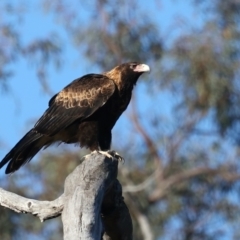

left=167, top=111, right=206, bottom=164
left=125, top=194, right=153, bottom=240
left=149, top=166, right=239, bottom=202
left=0, top=188, right=63, bottom=222
left=130, top=95, right=164, bottom=185
left=122, top=169, right=157, bottom=193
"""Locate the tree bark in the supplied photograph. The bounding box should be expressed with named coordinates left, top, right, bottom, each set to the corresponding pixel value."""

left=102, top=180, right=133, bottom=240
left=62, top=151, right=119, bottom=239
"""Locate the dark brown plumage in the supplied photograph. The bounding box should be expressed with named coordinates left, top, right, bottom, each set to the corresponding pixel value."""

left=0, top=62, right=150, bottom=174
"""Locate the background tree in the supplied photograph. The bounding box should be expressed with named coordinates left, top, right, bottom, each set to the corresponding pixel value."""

left=1, top=0, right=240, bottom=239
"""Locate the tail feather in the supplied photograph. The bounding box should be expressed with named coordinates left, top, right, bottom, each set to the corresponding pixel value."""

left=0, top=129, right=46, bottom=174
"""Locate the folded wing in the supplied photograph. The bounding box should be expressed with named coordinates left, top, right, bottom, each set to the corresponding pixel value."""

left=35, top=74, right=116, bottom=136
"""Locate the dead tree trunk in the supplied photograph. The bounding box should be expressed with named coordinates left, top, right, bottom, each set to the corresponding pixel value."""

left=0, top=151, right=133, bottom=240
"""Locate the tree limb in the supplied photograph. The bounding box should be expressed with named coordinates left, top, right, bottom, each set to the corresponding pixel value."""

left=149, top=166, right=238, bottom=202
left=0, top=188, right=63, bottom=222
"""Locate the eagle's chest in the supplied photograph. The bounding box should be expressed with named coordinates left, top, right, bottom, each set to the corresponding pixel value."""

left=109, top=91, right=131, bottom=115
left=95, top=90, right=131, bottom=128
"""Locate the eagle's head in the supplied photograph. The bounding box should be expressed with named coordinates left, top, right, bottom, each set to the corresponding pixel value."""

left=106, top=62, right=150, bottom=87
left=120, top=62, right=150, bottom=76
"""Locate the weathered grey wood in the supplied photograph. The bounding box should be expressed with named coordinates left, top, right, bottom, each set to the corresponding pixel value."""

left=0, top=188, right=64, bottom=222
left=62, top=151, right=119, bottom=240
left=0, top=151, right=133, bottom=240
left=102, top=180, right=133, bottom=240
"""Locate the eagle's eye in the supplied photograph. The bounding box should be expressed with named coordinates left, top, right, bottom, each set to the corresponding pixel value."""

left=130, top=63, right=138, bottom=69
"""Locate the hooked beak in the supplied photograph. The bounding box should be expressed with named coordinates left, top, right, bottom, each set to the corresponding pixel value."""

left=133, top=64, right=150, bottom=73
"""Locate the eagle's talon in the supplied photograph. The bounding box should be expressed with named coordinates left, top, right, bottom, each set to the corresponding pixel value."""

left=98, top=150, right=113, bottom=159
left=107, top=150, right=125, bottom=163
left=98, top=150, right=124, bottom=163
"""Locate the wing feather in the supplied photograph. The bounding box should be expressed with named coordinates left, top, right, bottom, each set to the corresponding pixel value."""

left=35, top=74, right=116, bottom=135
